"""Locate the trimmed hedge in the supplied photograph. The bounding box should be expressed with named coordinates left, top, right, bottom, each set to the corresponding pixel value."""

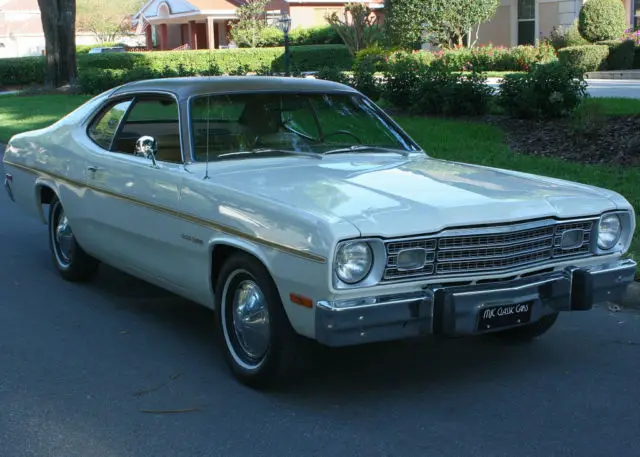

left=0, top=45, right=352, bottom=88
left=76, top=45, right=353, bottom=93
left=635, top=46, right=640, bottom=69
left=237, top=25, right=342, bottom=48
left=557, top=44, right=610, bottom=72
left=597, top=39, right=636, bottom=70
left=0, top=56, right=46, bottom=86
left=578, top=0, right=627, bottom=42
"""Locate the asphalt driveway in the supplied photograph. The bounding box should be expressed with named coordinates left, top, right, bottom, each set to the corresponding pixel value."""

left=1, top=155, right=640, bottom=457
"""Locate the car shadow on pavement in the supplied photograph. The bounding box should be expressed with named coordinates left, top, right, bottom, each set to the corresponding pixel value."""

left=83, top=262, right=564, bottom=403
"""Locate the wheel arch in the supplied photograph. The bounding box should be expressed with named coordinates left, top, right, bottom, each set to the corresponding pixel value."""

left=209, top=239, right=280, bottom=309
left=34, top=179, right=59, bottom=224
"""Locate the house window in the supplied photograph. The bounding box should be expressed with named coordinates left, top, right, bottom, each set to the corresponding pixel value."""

left=314, top=7, right=341, bottom=24
left=517, top=0, right=536, bottom=45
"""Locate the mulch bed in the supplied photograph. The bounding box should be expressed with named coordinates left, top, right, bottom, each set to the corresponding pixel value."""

left=486, top=114, right=640, bottom=167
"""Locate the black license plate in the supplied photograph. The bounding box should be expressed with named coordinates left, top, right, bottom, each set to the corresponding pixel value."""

left=477, top=301, right=533, bottom=331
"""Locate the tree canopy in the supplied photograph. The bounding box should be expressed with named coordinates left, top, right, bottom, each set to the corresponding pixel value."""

left=385, top=0, right=501, bottom=49
left=76, top=0, right=145, bottom=42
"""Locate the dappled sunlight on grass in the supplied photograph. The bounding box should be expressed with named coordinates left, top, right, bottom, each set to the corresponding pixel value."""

left=582, top=97, right=640, bottom=116
left=0, top=94, right=91, bottom=143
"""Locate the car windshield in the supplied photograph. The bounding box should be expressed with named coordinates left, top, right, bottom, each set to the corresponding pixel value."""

left=189, top=91, right=421, bottom=161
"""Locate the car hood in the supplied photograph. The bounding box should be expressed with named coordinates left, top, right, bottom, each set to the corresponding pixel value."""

left=198, top=155, right=618, bottom=238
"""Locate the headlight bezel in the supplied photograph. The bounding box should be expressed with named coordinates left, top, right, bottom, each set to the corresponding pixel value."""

left=594, top=210, right=634, bottom=255
left=332, top=238, right=387, bottom=289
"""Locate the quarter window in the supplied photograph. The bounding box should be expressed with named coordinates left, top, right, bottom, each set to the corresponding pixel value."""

left=87, top=100, right=132, bottom=150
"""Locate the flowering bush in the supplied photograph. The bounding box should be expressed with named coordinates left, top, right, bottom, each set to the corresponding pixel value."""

left=621, top=28, right=640, bottom=45
left=383, top=43, right=557, bottom=73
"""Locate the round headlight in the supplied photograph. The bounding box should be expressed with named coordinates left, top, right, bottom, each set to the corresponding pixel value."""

left=598, top=214, right=622, bottom=250
left=335, top=241, right=373, bottom=284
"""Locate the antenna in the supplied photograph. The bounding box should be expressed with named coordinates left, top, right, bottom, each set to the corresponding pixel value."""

left=204, top=95, right=210, bottom=180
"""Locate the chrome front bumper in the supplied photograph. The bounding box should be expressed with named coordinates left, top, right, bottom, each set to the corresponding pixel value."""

left=315, top=259, right=637, bottom=347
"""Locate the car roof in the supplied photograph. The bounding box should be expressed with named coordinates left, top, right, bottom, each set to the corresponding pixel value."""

left=110, top=76, right=360, bottom=99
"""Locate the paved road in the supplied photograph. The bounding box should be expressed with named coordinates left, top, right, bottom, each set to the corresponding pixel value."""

left=487, top=78, right=640, bottom=98
left=1, top=159, right=640, bottom=457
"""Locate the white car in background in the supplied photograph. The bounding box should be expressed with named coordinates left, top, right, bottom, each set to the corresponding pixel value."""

left=2, top=76, right=637, bottom=389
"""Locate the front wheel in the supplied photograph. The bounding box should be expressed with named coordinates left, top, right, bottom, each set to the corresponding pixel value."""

left=48, top=196, right=100, bottom=282
left=215, top=252, right=307, bottom=389
left=489, top=312, right=559, bottom=343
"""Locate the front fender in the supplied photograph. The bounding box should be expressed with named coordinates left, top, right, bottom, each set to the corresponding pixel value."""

left=207, top=235, right=331, bottom=339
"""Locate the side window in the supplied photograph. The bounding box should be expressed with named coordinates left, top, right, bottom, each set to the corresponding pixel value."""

left=114, top=96, right=183, bottom=163
left=87, top=100, right=133, bottom=150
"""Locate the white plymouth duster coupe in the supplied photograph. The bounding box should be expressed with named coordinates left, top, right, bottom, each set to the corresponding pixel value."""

left=2, top=77, right=637, bottom=388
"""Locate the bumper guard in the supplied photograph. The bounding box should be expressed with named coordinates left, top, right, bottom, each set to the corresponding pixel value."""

left=315, top=259, right=637, bottom=347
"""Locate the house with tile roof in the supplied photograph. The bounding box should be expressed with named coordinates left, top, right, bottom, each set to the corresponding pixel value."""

left=132, top=0, right=636, bottom=51
left=131, top=0, right=384, bottom=50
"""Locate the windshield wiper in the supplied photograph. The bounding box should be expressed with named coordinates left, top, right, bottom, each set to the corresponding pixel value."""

left=323, top=145, right=411, bottom=157
left=217, top=148, right=323, bottom=160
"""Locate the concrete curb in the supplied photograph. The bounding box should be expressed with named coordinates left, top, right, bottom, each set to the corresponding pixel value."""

left=584, top=70, right=640, bottom=80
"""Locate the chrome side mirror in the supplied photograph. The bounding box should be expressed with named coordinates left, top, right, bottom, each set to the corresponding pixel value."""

left=135, top=135, right=158, bottom=167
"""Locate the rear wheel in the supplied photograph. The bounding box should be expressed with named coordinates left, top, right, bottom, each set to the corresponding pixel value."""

left=215, top=252, right=307, bottom=389
left=489, top=312, right=559, bottom=343
left=48, top=196, right=99, bottom=282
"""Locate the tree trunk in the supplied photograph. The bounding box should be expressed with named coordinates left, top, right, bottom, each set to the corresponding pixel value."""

left=37, top=0, right=77, bottom=88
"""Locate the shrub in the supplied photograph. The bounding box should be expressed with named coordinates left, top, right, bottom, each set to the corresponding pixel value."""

left=351, top=57, right=382, bottom=100
left=0, top=56, right=45, bottom=86
left=255, top=26, right=285, bottom=47
left=289, top=26, right=342, bottom=46
left=315, top=66, right=352, bottom=85
left=557, top=44, right=609, bottom=72
left=76, top=45, right=353, bottom=74
left=73, top=45, right=352, bottom=93
left=497, top=61, right=588, bottom=119
left=578, top=0, right=627, bottom=42
left=411, top=61, right=494, bottom=116
left=597, top=39, right=636, bottom=70
left=354, top=45, right=392, bottom=72
left=504, top=42, right=557, bottom=71
left=547, top=20, right=589, bottom=50
left=429, top=43, right=555, bottom=72
left=382, top=51, right=431, bottom=108
left=635, top=46, right=640, bottom=69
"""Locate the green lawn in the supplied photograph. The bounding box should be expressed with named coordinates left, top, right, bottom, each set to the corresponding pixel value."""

left=0, top=93, right=638, bottom=276
left=0, top=94, right=91, bottom=143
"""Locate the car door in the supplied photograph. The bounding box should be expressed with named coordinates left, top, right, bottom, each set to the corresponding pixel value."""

left=78, top=91, right=192, bottom=289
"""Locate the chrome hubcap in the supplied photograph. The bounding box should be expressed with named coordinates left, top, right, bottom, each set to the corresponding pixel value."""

left=231, top=280, right=271, bottom=361
left=54, top=208, right=73, bottom=264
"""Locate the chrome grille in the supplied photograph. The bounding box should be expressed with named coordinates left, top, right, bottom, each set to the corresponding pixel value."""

left=382, top=219, right=595, bottom=281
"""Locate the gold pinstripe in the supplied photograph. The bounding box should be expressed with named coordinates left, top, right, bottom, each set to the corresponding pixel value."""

left=3, top=160, right=328, bottom=264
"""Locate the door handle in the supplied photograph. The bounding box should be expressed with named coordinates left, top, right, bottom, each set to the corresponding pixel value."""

left=87, top=166, right=100, bottom=173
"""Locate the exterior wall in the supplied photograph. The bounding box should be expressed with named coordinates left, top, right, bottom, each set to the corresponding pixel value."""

left=539, top=1, right=560, bottom=38
left=0, top=32, right=143, bottom=58
left=556, top=0, right=581, bottom=29
left=289, top=4, right=342, bottom=28
left=476, top=5, right=512, bottom=47
left=167, top=23, right=183, bottom=49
